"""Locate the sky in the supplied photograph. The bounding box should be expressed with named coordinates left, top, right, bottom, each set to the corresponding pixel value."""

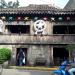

left=5, top=0, right=69, bottom=8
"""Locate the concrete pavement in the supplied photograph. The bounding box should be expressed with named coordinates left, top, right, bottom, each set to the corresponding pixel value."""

left=0, top=66, right=58, bottom=75
left=1, top=69, right=52, bottom=75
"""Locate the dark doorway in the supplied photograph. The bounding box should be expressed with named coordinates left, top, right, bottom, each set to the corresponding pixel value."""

left=16, top=48, right=27, bottom=66
left=53, top=47, right=69, bottom=66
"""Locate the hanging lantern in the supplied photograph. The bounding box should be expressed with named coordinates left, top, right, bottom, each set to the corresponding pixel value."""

left=8, top=17, right=13, bottom=20
left=51, top=17, right=55, bottom=21
left=43, top=17, right=47, bottom=21
left=17, top=17, right=21, bottom=20
left=34, top=17, right=38, bottom=21
left=24, top=17, right=29, bottom=21
left=58, top=17, right=63, bottom=21
left=1, top=16, right=6, bottom=20
left=67, top=17, right=70, bottom=21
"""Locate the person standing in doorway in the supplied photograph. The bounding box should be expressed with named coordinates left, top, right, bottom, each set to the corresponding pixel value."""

left=17, top=49, right=25, bottom=66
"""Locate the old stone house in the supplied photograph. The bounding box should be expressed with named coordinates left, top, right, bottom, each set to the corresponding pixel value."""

left=0, top=1, right=75, bottom=66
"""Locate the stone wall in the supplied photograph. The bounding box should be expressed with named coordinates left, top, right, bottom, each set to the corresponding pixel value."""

left=4, top=45, right=53, bottom=66
left=30, top=20, right=53, bottom=35
left=28, top=45, right=52, bottom=66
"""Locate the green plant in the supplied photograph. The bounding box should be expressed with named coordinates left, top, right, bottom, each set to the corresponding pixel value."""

left=66, top=44, right=75, bottom=61
left=66, top=44, right=75, bottom=51
left=0, top=48, right=11, bottom=64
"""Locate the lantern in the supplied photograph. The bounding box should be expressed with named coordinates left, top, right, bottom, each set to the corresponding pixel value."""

left=58, top=17, right=63, bottom=21
left=24, top=17, right=29, bottom=21
left=67, top=17, right=70, bottom=21
left=17, top=17, right=21, bottom=20
left=34, top=17, right=38, bottom=21
left=43, top=17, right=47, bottom=21
left=51, top=17, right=55, bottom=21
left=1, top=16, right=6, bottom=20
left=9, top=17, right=13, bottom=20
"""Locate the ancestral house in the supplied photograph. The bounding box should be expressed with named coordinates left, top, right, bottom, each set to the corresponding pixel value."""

left=0, top=3, right=75, bottom=66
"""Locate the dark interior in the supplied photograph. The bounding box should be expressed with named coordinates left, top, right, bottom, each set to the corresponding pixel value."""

left=53, top=47, right=69, bottom=66
left=6, top=25, right=30, bottom=34
left=53, top=25, right=75, bottom=34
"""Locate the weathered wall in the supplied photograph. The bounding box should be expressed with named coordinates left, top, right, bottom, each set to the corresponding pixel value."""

left=6, top=45, right=53, bottom=66
left=30, top=20, right=53, bottom=35
left=28, top=45, right=52, bottom=66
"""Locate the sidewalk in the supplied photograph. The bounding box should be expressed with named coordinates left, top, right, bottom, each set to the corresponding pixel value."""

left=10, top=66, right=58, bottom=71
left=1, top=69, right=52, bottom=75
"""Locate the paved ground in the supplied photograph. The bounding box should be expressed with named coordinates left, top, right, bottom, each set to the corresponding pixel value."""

left=1, top=69, right=52, bottom=75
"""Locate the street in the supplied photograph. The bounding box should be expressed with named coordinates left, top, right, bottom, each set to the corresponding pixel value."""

left=1, top=69, right=52, bottom=75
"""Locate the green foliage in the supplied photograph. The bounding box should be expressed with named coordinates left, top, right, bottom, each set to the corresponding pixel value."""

left=66, top=44, right=75, bottom=51
left=0, top=0, right=19, bottom=8
left=0, top=48, right=11, bottom=64
left=8, top=1, right=13, bottom=8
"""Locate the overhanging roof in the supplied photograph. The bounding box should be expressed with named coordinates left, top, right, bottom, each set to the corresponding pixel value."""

left=0, top=4, right=75, bottom=15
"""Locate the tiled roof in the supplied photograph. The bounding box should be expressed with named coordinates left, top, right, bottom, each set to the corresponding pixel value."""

left=0, top=4, right=75, bottom=15
left=23, top=4, right=59, bottom=10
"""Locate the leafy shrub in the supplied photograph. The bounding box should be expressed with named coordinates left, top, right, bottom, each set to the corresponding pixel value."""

left=0, top=48, right=11, bottom=64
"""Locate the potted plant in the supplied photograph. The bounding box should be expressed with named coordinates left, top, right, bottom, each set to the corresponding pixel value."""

left=0, top=48, right=11, bottom=75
